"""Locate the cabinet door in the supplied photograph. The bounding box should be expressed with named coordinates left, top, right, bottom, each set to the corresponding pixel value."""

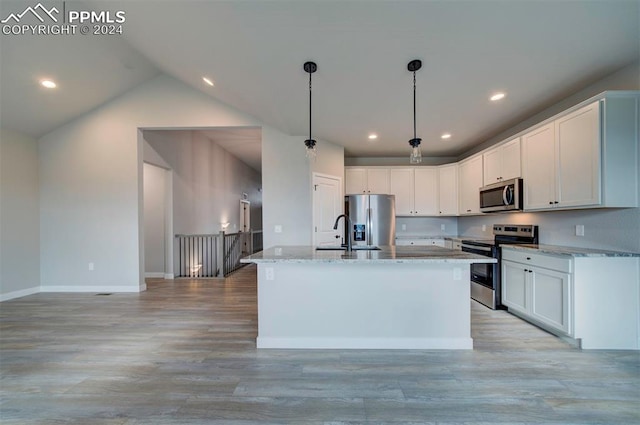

left=483, top=146, right=502, bottom=186
left=438, top=164, right=458, bottom=215
left=458, top=155, right=483, bottom=214
left=555, top=101, right=601, bottom=208
left=366, top=169, right=390, bottom=194
left=530, top=266, right=570, bottom=335
left=522, top=123, right=556, bottom=210
left=413, top=167, right=438, bottom=216
left=345, top=169, right=367, bottom=194
left=501, top=138, right=521, bottom=181
left=390, top=169, right=414, bottom=215
left=502, top=261, right=528, bottom=314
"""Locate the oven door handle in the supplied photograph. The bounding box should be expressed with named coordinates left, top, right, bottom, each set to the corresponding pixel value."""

left=462, top=245, right=493, bottom=254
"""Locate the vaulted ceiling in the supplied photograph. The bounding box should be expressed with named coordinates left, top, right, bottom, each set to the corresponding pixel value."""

left=1, top=0, right=638, bottom=164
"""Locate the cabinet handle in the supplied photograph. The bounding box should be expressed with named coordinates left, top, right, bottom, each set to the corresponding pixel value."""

left=524, top=269, right=528, bottom=272
left=554, top=201, right=559, bottom=204
left=466, top=209, right=471, bottom=212
left=549, top=201, right=554, bottom=205
left=526, top=257, right=531, bottom=260
left=529, top=270, right=533, bottom=273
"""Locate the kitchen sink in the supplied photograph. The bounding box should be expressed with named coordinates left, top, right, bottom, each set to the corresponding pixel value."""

left=315, top=246, right=381, bottom=251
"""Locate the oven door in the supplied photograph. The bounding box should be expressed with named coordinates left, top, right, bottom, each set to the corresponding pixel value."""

left=461, top=244, right=495, bottom=289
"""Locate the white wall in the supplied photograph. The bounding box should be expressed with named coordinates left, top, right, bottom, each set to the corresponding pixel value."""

left=143, top=163, right=166, bottom=276
left=37, top=74, right=311, bottom=292
left=0, top=129, right=41, bottom=300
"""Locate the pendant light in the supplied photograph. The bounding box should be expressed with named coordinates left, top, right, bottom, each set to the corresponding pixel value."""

left=303, top=61, right=318, bottom=160
left=407, top=59, right=422, bottom=164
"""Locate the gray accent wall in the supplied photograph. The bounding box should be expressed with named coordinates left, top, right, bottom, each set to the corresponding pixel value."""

left=0, top=129, right=40, bottom=300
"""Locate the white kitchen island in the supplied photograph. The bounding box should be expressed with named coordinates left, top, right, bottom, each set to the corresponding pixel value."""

left=241, top=246, right=496, bottom=350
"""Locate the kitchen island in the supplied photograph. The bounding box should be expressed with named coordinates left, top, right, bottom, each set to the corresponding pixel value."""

left=241, top=246, right=496, bottom=350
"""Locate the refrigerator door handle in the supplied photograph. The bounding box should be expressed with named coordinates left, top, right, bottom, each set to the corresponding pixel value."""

left=367, top=208, right=373, bottom=245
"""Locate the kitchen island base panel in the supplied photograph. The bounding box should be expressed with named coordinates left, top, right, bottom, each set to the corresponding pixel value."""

left=256, top=263, right=472, bottom=349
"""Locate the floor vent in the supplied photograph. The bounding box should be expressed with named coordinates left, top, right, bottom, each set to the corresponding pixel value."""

left=95, top=293, right=112, bottom=296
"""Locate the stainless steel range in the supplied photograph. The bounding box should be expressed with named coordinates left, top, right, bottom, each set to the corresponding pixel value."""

left=461, top=224, right=538, bottom=309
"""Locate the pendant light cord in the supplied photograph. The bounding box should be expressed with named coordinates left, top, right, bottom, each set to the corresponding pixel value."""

left=413, top=71, right=417, bottom=140
left=309, top=71, right=312, bottom=141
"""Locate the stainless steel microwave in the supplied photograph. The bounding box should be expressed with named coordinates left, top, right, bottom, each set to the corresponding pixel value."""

left=479, top=178, right=523, bottom=213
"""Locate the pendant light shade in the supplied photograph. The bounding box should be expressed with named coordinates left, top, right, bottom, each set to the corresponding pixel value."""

left=303, top=61, right=317, bottom=160
left=407, top=59, right=422, bottom=164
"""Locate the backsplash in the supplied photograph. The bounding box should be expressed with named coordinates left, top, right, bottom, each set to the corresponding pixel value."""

left=458, top=208, right=640, bottom=253
left=396, top=216, right=458, bottom=236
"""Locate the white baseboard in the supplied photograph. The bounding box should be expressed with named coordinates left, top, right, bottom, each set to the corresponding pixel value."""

left=256, top=337, right=474, bottom=350
left=144, top=272, right=165, bottom=278
left=40, top=285, right=142, bottom=293
left=0, top=286, right=40, bottom=302
left=164, top=273, right=174, bottom=279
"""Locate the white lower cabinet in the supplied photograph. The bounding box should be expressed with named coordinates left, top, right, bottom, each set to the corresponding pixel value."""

left=502, top=250, right=571, bottom=335
left=501, top=247, right=640, bottom=349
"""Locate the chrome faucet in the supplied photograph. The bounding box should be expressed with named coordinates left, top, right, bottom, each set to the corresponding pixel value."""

left=333, top=214, right=353, bottom=251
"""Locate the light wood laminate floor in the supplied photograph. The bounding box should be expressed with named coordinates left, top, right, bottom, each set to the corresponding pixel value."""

left=1, top=265, right=638, bottom=424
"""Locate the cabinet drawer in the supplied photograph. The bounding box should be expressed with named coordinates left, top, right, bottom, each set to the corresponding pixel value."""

left=501, top=249, right=572, bottom=273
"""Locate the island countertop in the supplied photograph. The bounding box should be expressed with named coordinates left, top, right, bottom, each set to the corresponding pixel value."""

left=241, top=245, right=496, bottom=264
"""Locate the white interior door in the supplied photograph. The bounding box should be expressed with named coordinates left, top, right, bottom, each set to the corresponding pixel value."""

left=313, top=173, right=343, bottom=246
left=240, top=200, right=251, bottom=232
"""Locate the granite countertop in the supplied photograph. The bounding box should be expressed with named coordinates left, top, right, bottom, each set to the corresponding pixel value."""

left=503, top=244, right=640, bottom=258
left=241, top=246, right=497, bottom=264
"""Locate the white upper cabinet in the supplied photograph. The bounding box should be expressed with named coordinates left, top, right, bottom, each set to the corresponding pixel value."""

left=483, top=138, right=521, bottom=186
left=522, top=122, right=556, bottom=210
left=345, top=168, right=390, bottom=194
left=458, top=155, right=483, bottom=215
left=522, top=95, right=638, bottom=211
left=413, top=168, right=438, bottom=216
left=389, top=168, right=438, bottom=216
left=389, top=168, right=414, bottom=215
left=438, top=163, right=458, bottom=215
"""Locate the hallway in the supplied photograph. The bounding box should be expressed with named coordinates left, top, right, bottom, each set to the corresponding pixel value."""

left=1, top=266, right=638, bottom=424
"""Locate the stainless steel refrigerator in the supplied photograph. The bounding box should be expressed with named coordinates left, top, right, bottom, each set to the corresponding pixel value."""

left=345, top=194, right=396, bottom=247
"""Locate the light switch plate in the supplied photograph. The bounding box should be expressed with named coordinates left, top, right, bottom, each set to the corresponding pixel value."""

left=575, top=225, right=585, bottom=236
left=274, top=225, right=282, bottom=233
left=441, top=224, right=446, bottom=231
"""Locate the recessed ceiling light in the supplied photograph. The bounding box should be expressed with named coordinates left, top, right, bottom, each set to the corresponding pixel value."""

left=40, top=79, right=57, bottom=89
left=490, top=92, right=506, bottom=101
left=441, top=133, right=452, bottom=139
left=368, top=134, right=378, bottom=140
left=202, top=77, right=214, bottom=87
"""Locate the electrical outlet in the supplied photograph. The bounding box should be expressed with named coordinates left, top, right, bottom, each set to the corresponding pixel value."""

left=265, top=267, right=275, bottom=281
left=453, top=268, right=462, bottom=280
left=88, top=262, right=94, bottom=271
left=274, top=225, right=282, bottom=233
left=401, top=224, right=407, bottom=231
left=441, top=224, right=446, bottom=231
left=482, top=225, right=487, bottom=232
left=575, top=225, right=585, bottom=236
